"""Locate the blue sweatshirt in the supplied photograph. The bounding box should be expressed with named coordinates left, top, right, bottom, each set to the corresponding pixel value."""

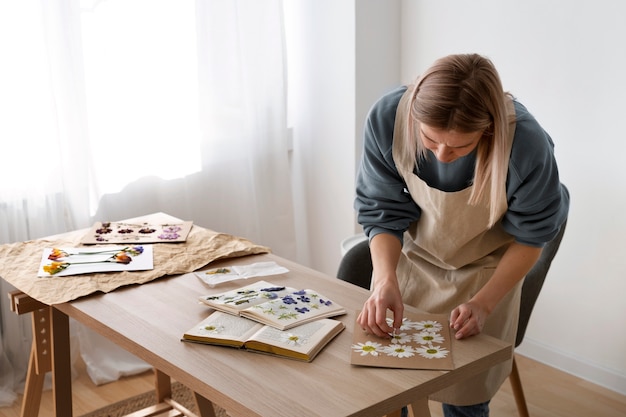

left=355, top=86, right=569, bottom=247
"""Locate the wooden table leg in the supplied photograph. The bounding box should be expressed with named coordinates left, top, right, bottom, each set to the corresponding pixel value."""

left=407, top=397, right=431, bottom=417
left=19, top=343, right=46, bottom=417
left=50, top=307, right=73, bottom=417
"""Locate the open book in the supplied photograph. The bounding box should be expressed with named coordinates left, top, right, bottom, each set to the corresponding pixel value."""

left=182, top=311, right=345, bottom=362
left=198, top=280, right=346, bottom=330
left=350, top=309, right=454, bottom=370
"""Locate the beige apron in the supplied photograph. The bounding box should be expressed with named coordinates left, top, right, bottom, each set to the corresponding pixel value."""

left=391, top=86, right=521, bottom=405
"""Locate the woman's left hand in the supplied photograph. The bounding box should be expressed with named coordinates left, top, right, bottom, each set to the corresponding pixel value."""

left=449, top=301, right=489, bottom=339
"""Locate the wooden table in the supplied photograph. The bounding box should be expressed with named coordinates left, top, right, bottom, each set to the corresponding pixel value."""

left=5, top=222, right=512, bottom=417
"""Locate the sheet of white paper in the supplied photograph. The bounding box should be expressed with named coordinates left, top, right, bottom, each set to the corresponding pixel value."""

left=195, top=261, right=289, bottom=287
left=37, top=245, right=154, bottom=277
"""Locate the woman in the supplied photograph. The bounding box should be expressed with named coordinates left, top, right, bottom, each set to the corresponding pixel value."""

left=355, top=54, right=569, bottom=416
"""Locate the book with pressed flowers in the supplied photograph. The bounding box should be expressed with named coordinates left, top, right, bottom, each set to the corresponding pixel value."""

left=198, top=280, right=346, bottom=331
left=182, top=311, right=345, bottom=362
left=350, top=310, right=454, bottom=370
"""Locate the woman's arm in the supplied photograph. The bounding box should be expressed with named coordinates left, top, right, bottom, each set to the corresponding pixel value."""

left=356, top=233, right=405, bottom=337
left=449, top=241, right=542, bottom=339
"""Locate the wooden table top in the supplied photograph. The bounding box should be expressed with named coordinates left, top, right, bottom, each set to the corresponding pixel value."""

left=54, top=252, right=511, bottom=417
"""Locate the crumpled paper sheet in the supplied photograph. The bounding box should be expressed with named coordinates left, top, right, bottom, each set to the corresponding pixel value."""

left=0, top=225, right=270, bottom=305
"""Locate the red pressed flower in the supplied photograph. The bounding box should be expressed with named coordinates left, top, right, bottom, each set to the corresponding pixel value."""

left=48, top=248, right=69, bottom=260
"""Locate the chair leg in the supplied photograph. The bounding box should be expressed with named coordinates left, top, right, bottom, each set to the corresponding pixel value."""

left=509, top=356, right=530, bottom=417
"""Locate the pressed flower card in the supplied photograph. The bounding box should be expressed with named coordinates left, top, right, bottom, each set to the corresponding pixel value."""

left=350, top=310, right=454, bottom=370
left=80, top=221, right=193, bottom=244
left=37, top=245, right=154, bottom=277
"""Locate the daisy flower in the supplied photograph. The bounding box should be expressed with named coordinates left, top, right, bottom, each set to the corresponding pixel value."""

left=382, top=344, right=416, bottom=358
left=280, top=333, right=306, bottom=346
left=415, top=344, right=449, bottom=359
left=413, top=331, right=445, bottom=345
left=200, top=324, right=224, bottom=334
left=389, top=332, right=412, bottom=344
left=413, top=320, right=443, bottom=332
left=352, top=341, right=383, bottom=356
left=385, top=317, right=413, bottom=331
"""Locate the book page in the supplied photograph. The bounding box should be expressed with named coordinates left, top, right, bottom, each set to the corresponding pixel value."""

left=245, top=319, right=345, bottom=361
left=350, top=310, right=454, bottom=370
left=198, top=281, right=291, bottom=315
left=183, top=312, right=263, bottom=348
left=239, top=288, right=346, bottom=330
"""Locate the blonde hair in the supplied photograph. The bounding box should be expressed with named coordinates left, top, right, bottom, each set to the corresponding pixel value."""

left=406, top=54, right=514, bottom=226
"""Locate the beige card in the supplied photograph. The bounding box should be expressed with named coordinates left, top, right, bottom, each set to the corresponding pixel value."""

left=81, top=221, right=193, bottom=244
left=350, top=310, right=454, bottom=370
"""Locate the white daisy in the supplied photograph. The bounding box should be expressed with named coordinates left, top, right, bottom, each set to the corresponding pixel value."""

left=389, top=332, right=413, bottom=344
left=415, top=344, right=449, bottom=359
left=352, top=341, right=383, bottom=356
left=280, top=333, right=305, bottom=346
left=413, top=331, right=445, bottom=345
left=200, top=324, right=224, bottom=334
left=413, top=320, right=443, bottom=332
left=382, top=344, right=416, bottom=358
left=386, top=317, right=413, bottom=331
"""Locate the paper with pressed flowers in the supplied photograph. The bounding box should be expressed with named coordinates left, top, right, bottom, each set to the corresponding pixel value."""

left=37, top=245, right=154, bottom=277
left=182, top=311, right=345, bottom=362
left=350, top=310, right=454, bottom=370
left=80, top=221, right=193, bottom=244
left=198, top=280, right=346, bottom=331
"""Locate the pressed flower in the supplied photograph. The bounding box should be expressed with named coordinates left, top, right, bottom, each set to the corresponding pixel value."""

left=280, top=332, right=305, bottom=346
left=43, top=262, right=70, bottom=275
left=389, top=332, right=412, bottom=344
left=413, top=331, right=445, bottom=345
left=351, top=341, right=383, bottom=356
left=48, top=248, right=69, bottom=260
left=158, top=232, right=180, bottom=240
left=382, top=344, right=416, bottom=358
left=413, top=320, right=443, bottom=332
left=201, top=324, right=224, bottom=333
left=415, top=344, right=449, bottom=359
left=41, top=246, right=143, bottom=276
left=386, top=317, right=413, bottom=331
left=113, top=252, right=132, bottom=264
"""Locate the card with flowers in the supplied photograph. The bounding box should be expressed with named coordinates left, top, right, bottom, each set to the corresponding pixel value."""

left=350, top=309, right=454, bottom=370
left=80, top=221, right=193, bottom=244
left=182, top=311, right=345, bottom=362
left=198, top=280, right=346, bottom=330
left=37, top=245, right=154, bottom=277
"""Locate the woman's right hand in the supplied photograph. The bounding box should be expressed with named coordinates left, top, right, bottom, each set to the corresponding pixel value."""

left=357, top=274, right=404, bottom=338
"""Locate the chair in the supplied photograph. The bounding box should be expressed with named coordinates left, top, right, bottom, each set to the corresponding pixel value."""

left=336, top=221, right=567, bottom=417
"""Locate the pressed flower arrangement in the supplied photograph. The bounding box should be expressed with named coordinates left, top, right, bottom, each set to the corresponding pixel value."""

left=80, top=221, right=193, bottom=244
left=350, top=313, right=454, bottom=370
left=38, top=245, right=154, bottom=277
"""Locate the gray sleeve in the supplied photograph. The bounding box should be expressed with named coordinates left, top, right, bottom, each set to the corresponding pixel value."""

left=354, top=87, right=421, bottom=242
left=503, top=102, right=570, bottom=246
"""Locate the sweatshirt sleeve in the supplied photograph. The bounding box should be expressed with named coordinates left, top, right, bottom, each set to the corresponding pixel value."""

left=503, top=102, right=570, bottom=246
left=354, top=86, right=421, bottom=243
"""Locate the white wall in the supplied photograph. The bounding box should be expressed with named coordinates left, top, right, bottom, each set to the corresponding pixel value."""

left=285, top=0, right=401, bottom=275
left=399, top=0, right=625, bottom=395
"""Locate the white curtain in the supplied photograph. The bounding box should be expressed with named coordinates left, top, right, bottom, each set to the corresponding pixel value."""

left=0, top=0, right=294, bottom=406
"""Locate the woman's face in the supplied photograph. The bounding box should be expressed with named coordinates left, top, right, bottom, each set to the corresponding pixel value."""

left=419, top=124, right=483, bottom=163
